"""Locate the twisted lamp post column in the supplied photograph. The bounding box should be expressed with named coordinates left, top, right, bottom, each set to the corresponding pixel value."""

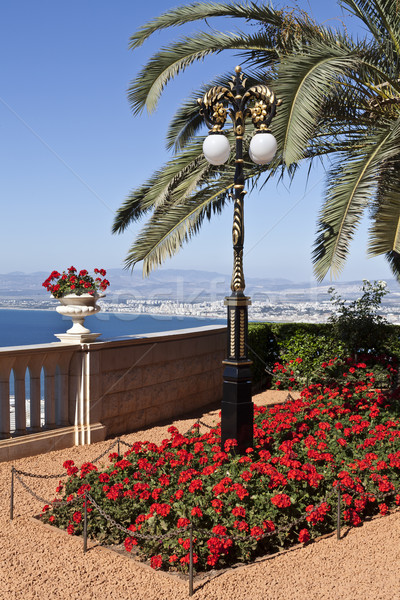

left=198, top=66, right=280, bottom=453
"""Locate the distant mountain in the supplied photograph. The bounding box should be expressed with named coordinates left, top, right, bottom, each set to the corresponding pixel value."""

left=0, top=268, right=399, bottom=302
left=0, top=271, right=50, bottom=297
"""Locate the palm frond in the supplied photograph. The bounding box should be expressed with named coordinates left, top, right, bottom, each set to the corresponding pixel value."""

left=273, top=39, right=359, bottom=166
left=124, top=174, right=235, bottom=275
left=340, top=0, right=400, bottom=54
left=384, top=250, right=400, bottom=281
left=128, top=30, right=279, bottom=116
left=113, top=140, right=209, bottom=233
left=116, top=127, right=282, bottom=275
left=166, top=98, right=206, bottom=154
left=118, top=0, right=400, bottom=281
left=313, top=120, right=400, bottom=281
left=368, top=157, right=400, bottom=256
left=354, top=41, right=400, bottom=99
left=129, top=1, right=283, bottom=49
left=368, top=194, right=400, bottom=255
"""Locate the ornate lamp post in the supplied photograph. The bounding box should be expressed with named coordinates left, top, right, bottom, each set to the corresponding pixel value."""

left=198, top=66, right=280, bottom=453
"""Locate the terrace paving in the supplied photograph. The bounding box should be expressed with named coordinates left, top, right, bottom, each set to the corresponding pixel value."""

left=1, top=389, right=399, bottom=600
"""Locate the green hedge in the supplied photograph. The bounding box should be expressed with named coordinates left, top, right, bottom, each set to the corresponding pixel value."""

left=247, top=321, right=400, bottom=389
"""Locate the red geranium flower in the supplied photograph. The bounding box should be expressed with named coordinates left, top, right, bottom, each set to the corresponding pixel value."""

left=124, top=537, right=138, bottom=552
left=42, top=267, right=110, bottom=298
left=63, top=460, right=78, bottom=477
left=271, top=493, right=291, bottom=508
left=150, top=555, right=162, bottom=569
left=207, top=553, right=220, bottom=566
left=232, top=506, right=246, bottom=518
left=177, top=517, right=190, bottom=528
left=262, top=520, right=275, bottom=532
left=72, top=511, right=82, bottom=524
left=250, top=526, right=264, bottom=540
left=212, top=524, right=227, bottom=536
left=234, top=520, right=249, bottom=532
left=67, top=522, right=75, bottom=535
left=379, top=503, right=389, bottom=515
left=211, top=498, right=223, bottom=513
left=188, top=479, right=203, bottom=493
left=298, top=529, right=310, bottom=544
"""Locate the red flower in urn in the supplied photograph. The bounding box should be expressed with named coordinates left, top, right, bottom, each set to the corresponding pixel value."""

left=42, top=266, right=110, bottom=298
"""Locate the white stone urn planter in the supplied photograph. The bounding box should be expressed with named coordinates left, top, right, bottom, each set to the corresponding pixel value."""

left=54, top=293, right=104, bottom=343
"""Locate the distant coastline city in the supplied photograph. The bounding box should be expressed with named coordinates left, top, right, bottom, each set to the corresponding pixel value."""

left=1, top=268, right=400, bottom=324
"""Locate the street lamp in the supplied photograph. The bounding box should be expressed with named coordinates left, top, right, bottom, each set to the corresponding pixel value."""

left=198, top=66, right=280, bottom=453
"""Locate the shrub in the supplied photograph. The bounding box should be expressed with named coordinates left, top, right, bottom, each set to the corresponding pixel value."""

left=328, top=280, right=390, bottom=357
left=247, top=323, right=279, bottom=388
left=248, top=283, right=400, bottom=389
left=248, top=322, right=342, bottom=389
left=276, top=331, right=345, bottom=386
left=272, top=355, right=398, bottom=391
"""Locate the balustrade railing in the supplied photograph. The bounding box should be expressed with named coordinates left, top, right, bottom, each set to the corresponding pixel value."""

left=0, top=344, right=78, bottom=439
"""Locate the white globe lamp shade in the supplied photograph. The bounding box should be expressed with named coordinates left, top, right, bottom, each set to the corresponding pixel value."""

left=203, top=134, right=231, bottom=165
left=249, top=132, right=277, bottom=165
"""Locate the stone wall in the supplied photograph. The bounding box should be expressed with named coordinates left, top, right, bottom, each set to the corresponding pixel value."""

left=86, top=326, right=226, bottom=436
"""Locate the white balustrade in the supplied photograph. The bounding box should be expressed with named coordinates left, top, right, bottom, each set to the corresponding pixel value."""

left=0, top=344, right=78, bottom=439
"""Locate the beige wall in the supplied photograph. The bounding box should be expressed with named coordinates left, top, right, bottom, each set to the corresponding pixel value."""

left=85, top=326, right=226, bottom=436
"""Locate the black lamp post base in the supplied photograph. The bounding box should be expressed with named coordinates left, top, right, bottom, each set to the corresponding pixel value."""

left=221, top=372, right=253, bottom=453
left=220, top=292, right=254, bottom=454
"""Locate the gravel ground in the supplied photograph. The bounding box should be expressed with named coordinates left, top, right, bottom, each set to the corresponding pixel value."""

left=1, top=389, right=400, bottom=600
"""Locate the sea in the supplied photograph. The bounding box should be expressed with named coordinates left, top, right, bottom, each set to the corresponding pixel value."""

left=0, top=308, right=225, bottom=348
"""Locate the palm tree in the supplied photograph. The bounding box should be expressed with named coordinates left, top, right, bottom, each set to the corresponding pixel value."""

left=113, top=0, right=400, bottom=282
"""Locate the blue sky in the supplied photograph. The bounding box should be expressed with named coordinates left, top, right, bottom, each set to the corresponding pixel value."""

left=0, top=0, right=397, bottom=285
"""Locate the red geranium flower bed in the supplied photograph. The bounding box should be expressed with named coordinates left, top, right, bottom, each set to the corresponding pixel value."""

left=41, top=360, right=400, bottom=572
